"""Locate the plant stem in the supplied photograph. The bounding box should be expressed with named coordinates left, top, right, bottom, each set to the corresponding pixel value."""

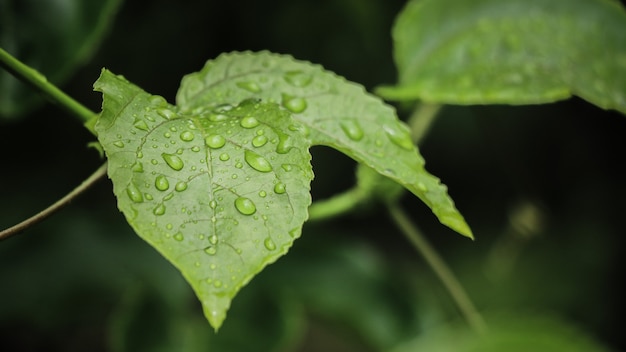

left=0, top=47, right=95, bottom=124
left=407, top=102, right=442, bottom=143
left=387, top=203, right=488, bottom=334
left=307, top=187, right=366, bottom=221
left=0, top=163, right=108, bottom=241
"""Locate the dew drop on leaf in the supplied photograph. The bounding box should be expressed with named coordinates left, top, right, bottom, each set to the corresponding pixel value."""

left=162, top=153, right=184, bottom=170
left=284, top=70, right=313, bottom=87
left=113, top=141, right=125, bottom=148
left=383, top=124, right=414, bottom=151
left=252, top=135, right=268, bottom=147
left=155, top=175, right=170, bottom=191
left=209, top=200, right=217, bottom=209
left=240, top=116, right=260, bottom=128
left=157, top=108, right=176, bottom=120
left=281, top=94, right=307, bottom=113
left=276, top=133, right=294, bottom=154
left=209, top=234, right=218, bottom=245
left=153, top=204, right=166, bottom=216
left=126, top=184, right=144, bottom=203
left=263, top=237, right=276, bottom=251
left=273, top=182, right=286, bottom=194
left=236, top=81, right=262, bottom=93
left=132, top=162, right=144, bottom=173
left=134, top=119, right=149, bottom=131
left=205, top=134, right=226, bottom=149
left=204, top=246, right=217, bottom=255
left=175, top=181, right=188, bottom=192
left=180, top=131, right=195, bottom=141
left=173, top=232, right=184, bottom=241
left=244, top=150, right=273, bottom=172
left=340, top=120, right=364, bottom=141
left=259, top=190, right=267, bottom=198
left=234, top=197, right=256, bottom=215
left=219, top=153, right=230, bottom=161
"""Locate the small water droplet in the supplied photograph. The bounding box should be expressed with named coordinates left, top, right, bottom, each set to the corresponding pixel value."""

left=205, top=134, right=226, bottom=149
left=173, top=232, right=184, bottom=241
left=209, top=200, right=217, bottom=209
left=275, top=133, right=294, bottom=154
left=383, top=124, right=414, bottom=151
left=264, top=237, right=276, bottom=251
left=204, top=246, right=217, bottom=255
left=157, top=108, right=176, bottom=120
left=150, top=95, right=167, bottom=107
left=174, top=181, right=188, bottom=192
left=234, top=197, right=256, bottom=215
left=209, top=234, right=218, bottom=245
left=163, top=131, right=171, bottom=138
left=219, top=153, right=230, bottom=161
left=155, top=175, right=170, bottom=191
left=145, top=193, right=154, bottom=201
left=252, top=135, right=268, bottom=147
left=126, top=184, right=143, bottom=203
left=113, top=141, right=125, bottom=148
left=213, top=103, right=234, bottom=113
left=284, top=70, right=313, bottom=87
left=240, top=116, right=259, bottom=128
left=244, top=150, right=272, bottom=172
left=180, top=131, right=195, bottom=141
left=134, top=119, right=149, bottom=131
left=132, top=162, right=144, bottom=173
left=162, top=153, right=184, bottom=170
left=340, top=120, right=364, bottom=141
left=282, top=94, right=307, bottom=113
left=259, top=190, right=267, bottom=198
left=274, top=182, right=286, bottom=194
left=191, top=146, right=201, bottom=152
left=281, top=164, right=293, bottom=172
left=213, top=280, right=223, bottom=288
left=153, top=204, right=166, bottom=216
left=236, top=81, right=262, bottom=93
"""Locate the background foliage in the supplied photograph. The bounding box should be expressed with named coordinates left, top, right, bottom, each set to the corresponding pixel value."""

left=1, top=0, right=625, bottom=351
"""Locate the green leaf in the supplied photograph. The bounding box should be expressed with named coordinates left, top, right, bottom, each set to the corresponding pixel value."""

left=378, top=0, right=626, bottom=114
left=0, top=0, right=122, bottom=118
left=94, top=69, right=313, bottom=329
left=177, top=51, right=472, bottom=238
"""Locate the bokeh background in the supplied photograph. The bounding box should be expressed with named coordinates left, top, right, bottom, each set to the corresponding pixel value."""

left=1, top=0, right=625, bottom=351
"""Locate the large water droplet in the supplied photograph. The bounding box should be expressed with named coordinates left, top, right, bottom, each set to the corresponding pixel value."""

left=383, top=124, right=414, bottom=151
left=205, top=134, right=226, bottom=149
left=244, top=150, right=272, bottom=172
left=173, top=232, right=184, bottom=241
left=235, top=197, right=256, bottom=215
left=157, top=108, right=176, bottom=120
left=153, top=204, right=166, bottom=216
left=274, top=182, right=286, bottom=194
left=162, top=153, right=184, bottom=170
left=340, top=120, right=364, bottom=141
left=126, top=184, right=144, bottom=203
left=180, top=131, right=195, bottom=141
left=264, top=237, right=276, bottom=251
left=252, top=135, right=268, bottom=148
left=236, top=81, right=262, bottom=93
left=240, top=116, right=259, bottom=128
left=284, top=70, right=313, bottom=87
left=281, top=94, right=307, bottom=113
left=155, top=175, right=170, bottom=191
left=276, top=133, right=294, bottom=154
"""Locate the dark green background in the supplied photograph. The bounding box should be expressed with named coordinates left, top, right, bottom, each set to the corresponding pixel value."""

left=1, top=0, right=625, bottom=351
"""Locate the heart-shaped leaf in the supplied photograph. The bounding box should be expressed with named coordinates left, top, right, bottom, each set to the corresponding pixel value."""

left=177, top=51, right=472, bottom=238
left=378, top=0, right=626, bottom=114
left=94, top=69, right=313, bottom=329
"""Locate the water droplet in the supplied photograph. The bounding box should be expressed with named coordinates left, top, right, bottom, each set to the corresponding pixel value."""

left=276, top=133, right=294, bottom=154
left=209, top=234, right=218, bottom=245
left=383, top=124, right=414, bottom=151
left=289, top=228, right=300, bottom=238
left=163, top=131, right=171, bottom=138
left=204, top=246, right=217, bottom=255
left=281, top=164, right=293, bottom=172
left=162, top=153, right=184, bottom=170
left=180, top=131, right=195, bottom=141
left=157, top=108, right=176, bottom=120
left=213, top=103, right=234, bottom=113
left=284, top=70, right=313, bottom=87
left=175, top=181, right=188, bottom=192
left=145, top=193, right=154, bottom=201
left=213, top=280, right=223, bottom=288
left=244, top=150, right=272, bottom=172
left=236, top=81, right=262, bottom=93
left=132, top=162, right=144, bottom=173
left=155, top=175, right=170, bottom=191
left=205, top=134, right=226, bottom=149
left=209, top=200, right=217, bottom=209
left=209, top=113, right=229, bottom=122
left=150, top=95, right=167, bottom=107
left=219, top=153, right=230, bottom=161
left=417, top=182, right=428, bottom=192
left=235, top=162, right=243, bottom=168
left=134, top=119, right=149, bottom=131
left=340, top=120, right=364, bottom=141
left=274, top=182, right=286, bottom=194
left=191, top=146, right=201, bottom=152
left=173, top=232, right=184, bottom=241
left=281, top=94, right=307, bottom=113
left=113, top=141, right=125, bottom=148
left=153, top=204, right=166, bottom=216
left=264, top=237, right=276, bottom=251
left=234, top=197, right=256, bottom=215
left=240, top=116, right=259, bottom=128
left=258, top=190, right=267, bottom=198
left=126, top=184, right=143, bottom=203
left=252, top=135, right=268, bottom=148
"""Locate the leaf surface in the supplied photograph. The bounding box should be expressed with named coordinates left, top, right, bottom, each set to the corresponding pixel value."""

left=94, top=69, right=313, bottom=329
left=378, top=0, right=626, bottom=114
left=0, top=0, right=122, bottom=118
left=177, top=51, right=472, bottom=238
